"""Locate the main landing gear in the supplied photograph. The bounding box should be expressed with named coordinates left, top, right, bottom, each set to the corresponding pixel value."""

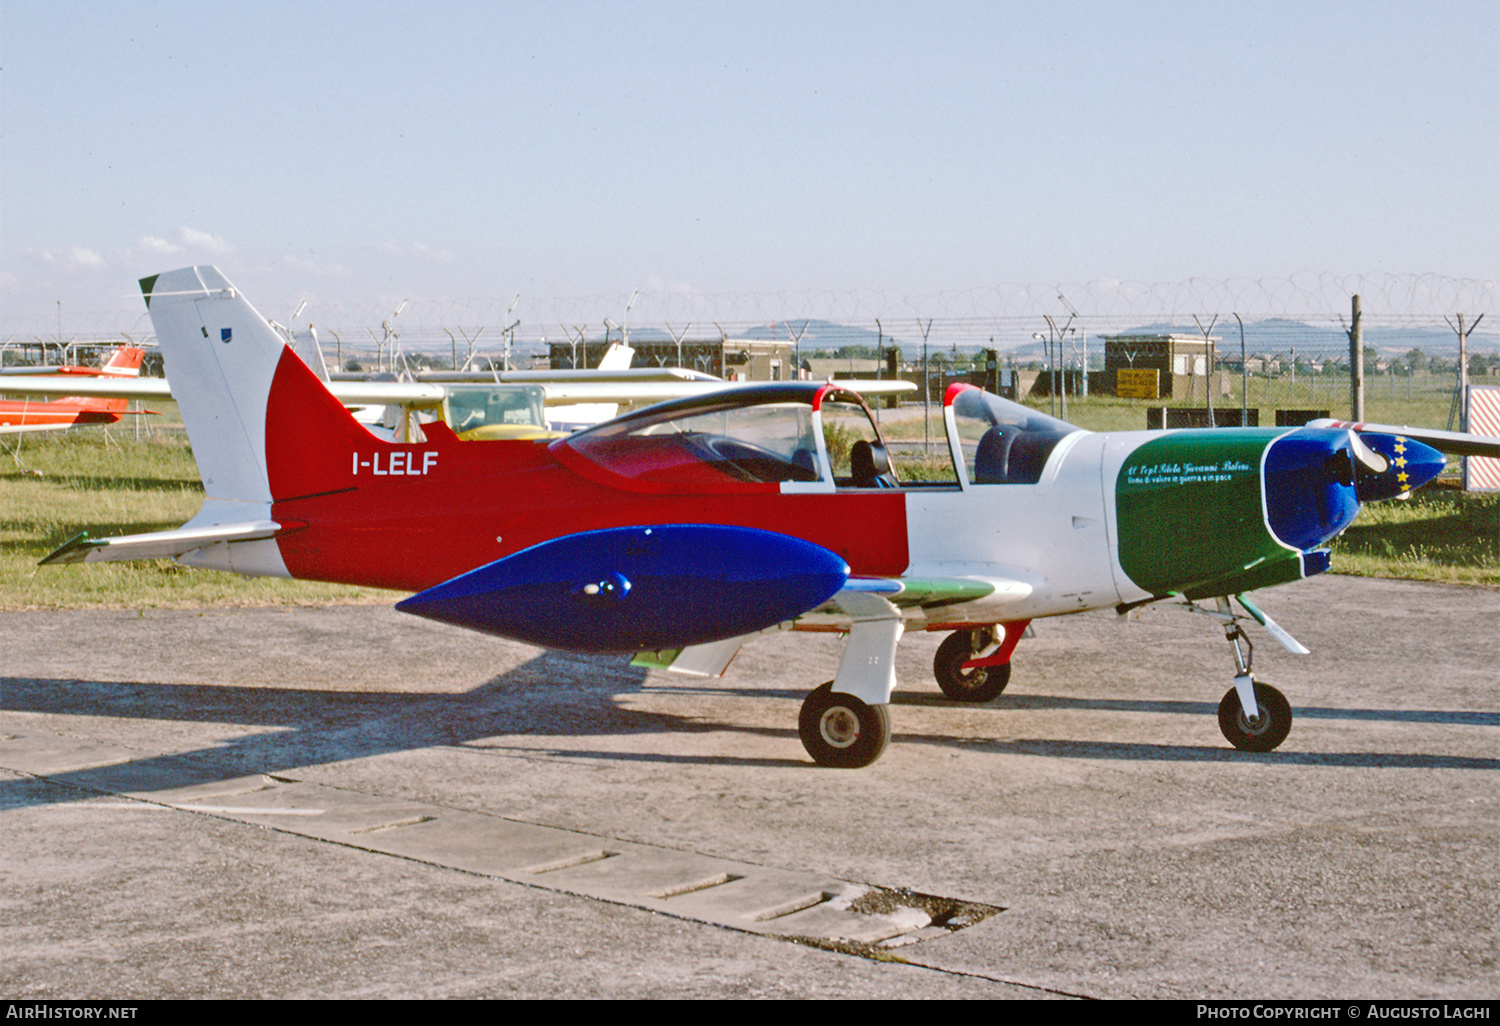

left=796, top=594, right=903, bottom=768
left=798, top=683, right=891, bottom=769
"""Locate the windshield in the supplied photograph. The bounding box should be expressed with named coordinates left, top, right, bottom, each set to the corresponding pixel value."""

left=948, top=386, right=1077, bottom=485
left=445, top=385, right=546, bottom=433
left=563, top=398, right=823, bottom=486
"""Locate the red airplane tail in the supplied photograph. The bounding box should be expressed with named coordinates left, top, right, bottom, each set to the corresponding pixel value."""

left=140, top=267, right=438, bottom=507
left=99, top=346, right=147, bottom=375
left=56, top=346, right=148, bottom=413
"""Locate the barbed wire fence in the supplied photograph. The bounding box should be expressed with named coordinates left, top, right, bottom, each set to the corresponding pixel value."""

left=5, top=272, right=1495, bottom=432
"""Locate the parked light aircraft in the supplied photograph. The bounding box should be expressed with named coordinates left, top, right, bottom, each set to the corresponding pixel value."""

left=43, top=267, right=1496, bottom=768
left=4, top=337, right=911, bottom=437
left=0, top=346, right=150, bottom=434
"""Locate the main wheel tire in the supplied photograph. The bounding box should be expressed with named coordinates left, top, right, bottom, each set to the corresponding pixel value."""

left=1217, top=682, right=1292, bottom=752
left=933, top=630, right=1011, bottom=703
left=798, top=682, right=891, bottom=768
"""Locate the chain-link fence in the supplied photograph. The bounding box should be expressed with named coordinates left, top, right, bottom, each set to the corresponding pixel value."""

left=5, top=273, right=1493, bottom=438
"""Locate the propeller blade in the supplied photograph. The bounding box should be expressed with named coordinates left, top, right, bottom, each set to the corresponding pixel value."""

left=1348, top=430, right=1389, bottom=474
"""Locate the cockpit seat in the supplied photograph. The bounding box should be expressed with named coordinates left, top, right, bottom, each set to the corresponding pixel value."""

left=850, top=439, right=895, bottom=488
left=974, top=425, right=1019, bottom=483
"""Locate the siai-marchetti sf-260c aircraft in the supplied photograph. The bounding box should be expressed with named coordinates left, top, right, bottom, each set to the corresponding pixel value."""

left=45, top=267, right=1488, bottom=768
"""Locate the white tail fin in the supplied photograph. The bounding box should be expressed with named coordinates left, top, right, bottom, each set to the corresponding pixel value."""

left=546, top=341, right=634, bottom=429
left=140, top=267, right=288, bottom=504
left=290, top=327, right=330, bottom=380
left=596, top=341, right=634, bottom=371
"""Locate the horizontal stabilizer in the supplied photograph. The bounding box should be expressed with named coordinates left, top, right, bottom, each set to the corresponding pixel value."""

left=41, top=520, right=280, bottom=565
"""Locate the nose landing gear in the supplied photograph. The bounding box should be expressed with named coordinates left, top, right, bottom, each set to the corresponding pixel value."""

left=798, top=682, right=891, bottom=769
left=1217, top=680, right=1292, bottom=752
left=1198, top=596, right=1295, bottom=752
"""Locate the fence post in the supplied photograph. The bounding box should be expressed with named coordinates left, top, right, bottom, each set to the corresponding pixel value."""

left=1348, top=294, right=1364, bottom=421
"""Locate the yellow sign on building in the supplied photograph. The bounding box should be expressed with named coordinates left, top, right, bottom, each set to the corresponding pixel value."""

left=1117, top=368, right=1160, bottom=399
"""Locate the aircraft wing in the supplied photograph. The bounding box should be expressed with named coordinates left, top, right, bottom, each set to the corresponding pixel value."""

left=1308, top=418, right=1500, bottom=459
left=0, top=375, right=448, bottom=407
left=415, top=366, right=721, bottom=384
left=818, top=379, right=918, bottom=397
left=325, top=381, right=447, bottom=406
left=3, top=374, right=912, bottom=407
left=0, top=376, right=172, bottom=399
left=535, top=378, right=917, bottom=405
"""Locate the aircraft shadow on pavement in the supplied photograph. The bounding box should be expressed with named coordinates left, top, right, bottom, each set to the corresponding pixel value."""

left=0, top=648, right=813, bottom=810
left=899, top=734, right=1500, bottom=771
left=4, top=652, right=1495, bottom=812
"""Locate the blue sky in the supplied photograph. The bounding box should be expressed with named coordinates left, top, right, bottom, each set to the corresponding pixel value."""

left=2, top=0, right=1496, bottom=338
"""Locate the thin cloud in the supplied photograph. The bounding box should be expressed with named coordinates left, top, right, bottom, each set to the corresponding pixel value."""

left=282, top=254, right=351, bottom=277
left=131, top=235, right=184, bottom=257
left=370, top=240, right=454, bottom=262
left=177, top=227, right=235, bottom=254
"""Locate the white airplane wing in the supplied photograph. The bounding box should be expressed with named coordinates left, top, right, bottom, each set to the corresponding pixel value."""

left=0, top=374, right=447, bottom=407
left=1308, top=418, right=1500, bottom=459
left=0, top=376, right=172, bottom=399
left=5, top=369, right=914, bottom=411
left=418, top=366, right=720, bottom=384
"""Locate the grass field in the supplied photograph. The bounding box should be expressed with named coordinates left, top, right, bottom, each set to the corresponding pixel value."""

left=2, top=430, right=389, bottom=609
left=3, top=415, right=1496, bottom=611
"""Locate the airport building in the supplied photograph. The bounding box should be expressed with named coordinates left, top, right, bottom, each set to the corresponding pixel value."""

left=1101, top=333, right=1223, bottom=400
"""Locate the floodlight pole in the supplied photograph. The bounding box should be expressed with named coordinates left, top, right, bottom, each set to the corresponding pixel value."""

left=622, top=289, right=639, bottom=347
left=502, top=294, right=519, bottom=371
left=1347, top=295, right=1364, bottom=422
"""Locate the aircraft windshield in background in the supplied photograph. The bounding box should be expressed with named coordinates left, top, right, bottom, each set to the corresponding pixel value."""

left=42, top=267, right=1498, bottom=768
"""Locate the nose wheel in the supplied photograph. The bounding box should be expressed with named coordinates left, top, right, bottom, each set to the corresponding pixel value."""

left=799, top=682, right=891, bottom=768
left=1217, top=681, right=1292, bottom=752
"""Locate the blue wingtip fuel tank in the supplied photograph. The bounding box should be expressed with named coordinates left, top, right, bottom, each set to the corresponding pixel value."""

left=395, top=524, right=851, bottom=652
